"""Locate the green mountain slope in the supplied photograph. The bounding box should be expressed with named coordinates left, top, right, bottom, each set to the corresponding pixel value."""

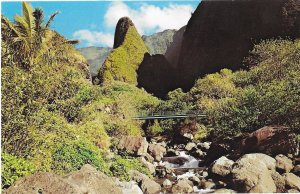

left=77, top=47, right=111, bottom=77
left=99, top=17, right=148, bottom=85
left=142, top=29, right=176, bottom=55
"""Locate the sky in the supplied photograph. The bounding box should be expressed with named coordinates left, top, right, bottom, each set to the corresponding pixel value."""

left=1, top=1, right=200, bottom=48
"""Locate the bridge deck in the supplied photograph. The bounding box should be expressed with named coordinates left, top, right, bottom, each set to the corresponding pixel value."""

left=132, top=114, right=206, bottom=120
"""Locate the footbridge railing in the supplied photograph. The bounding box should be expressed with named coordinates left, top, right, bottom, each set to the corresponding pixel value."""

left=132, top=111, right=206, bottom=120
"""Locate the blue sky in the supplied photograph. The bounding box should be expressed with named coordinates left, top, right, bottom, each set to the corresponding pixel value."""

left=2, top=1, right=200, bottom=48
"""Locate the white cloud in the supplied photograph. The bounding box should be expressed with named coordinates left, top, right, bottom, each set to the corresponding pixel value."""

left=105, top=1, right=194, bottom=34
left=73, top=1, right=195, bottom=47
left=73, top=30, right=114, bottom=47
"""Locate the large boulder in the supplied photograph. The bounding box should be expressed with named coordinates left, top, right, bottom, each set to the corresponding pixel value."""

left=63, top=164, right=122, bottom=194
left=4, top=172, right=81, bottom=194
left=276, top=154, right=294, bottom=173
left=148, top=143, right=166, bottom=162
left=115, top=180, right=143, bottom=194
left=283, top=173, right=300, bottom=190
left=210, top=156, right=234, bottom=177
left=117, top=136, right=148, bottom=156
left=5, top=164, right=122, bottom=194
left=129, top=170, right=161, bottom=194
left=271, top=171, right=286, bottom=193
left=139, top=157, right=155, bottom=174
left=239, top=126, right=298, bottom=156
left=232, top=153, right=277, bottom=193
left=171, top=179, right=194, bottom=193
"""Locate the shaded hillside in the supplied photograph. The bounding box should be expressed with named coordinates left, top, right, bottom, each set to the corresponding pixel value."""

left=99, top=17, right=148, bottom=85
left=77, top=47, right=111, bottom=77
left=165, top=26, right=186, bottom=68
left=137, top=54, right=177, bottom=98
left=142, top=29, right=176, bottom=55
left=176, top=0, right=300, bottom=91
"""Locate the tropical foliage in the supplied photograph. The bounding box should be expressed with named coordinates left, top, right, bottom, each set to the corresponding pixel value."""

left=1, top=2, right=158, bottom=189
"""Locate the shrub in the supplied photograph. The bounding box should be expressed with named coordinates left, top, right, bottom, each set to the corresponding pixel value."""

left=51, top=139, right=110, bottom=175
left=2, top=153, right=35, bottom=189
left=110, top=155, right=151, bottom=181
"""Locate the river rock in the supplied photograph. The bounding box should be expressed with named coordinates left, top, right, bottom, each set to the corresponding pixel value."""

left=239, top=126, right=298, bottom=156
left=293, top=165, right=300, bottom=176
left=214, top=188, right=237, bottom=193
left=276, top=154, right=294, bottom=173
left=185, top=142, right=197, bottom=151
left=115, top=180, right=143, bottom=194
left=144, top=153, right=154, bottom=163
left=148, top=143, right=166, bottom=161
left=188, top=176, right=201, bottom=186
left=232, top=153, right=277, bottom=193
left=139, top=157, right=155, bottom=174
left=283, top=173, right=300, bottom=190
left=197, top=142, right=211, bottom=151
left=118, top=136, right=148, bottom=156
left=172, top=179, right=194, bottom=193
left=140, top=178, right=161, bottom=194
left=4, top=172, right=81, bottom=194
left=129, top=170, right=161, bottom=194
left=288, top=189, right=300, bottom=193
left=163, top=179, right=172, bottom=187
left=200, top=180, right=216, bottom=190
left=210, top=156, right=234, bottom=177
left=271, top=171, right=286, bottom=193
left=5, top=164, right=122, bottom=194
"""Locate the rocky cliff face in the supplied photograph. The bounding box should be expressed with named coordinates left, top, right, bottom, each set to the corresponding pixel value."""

left=99, top=17, right=148, bottom=85
left=77, top=47, right=111, bottom=77
left=165, top=26, right=186, bottom=68
left=142, top=29, right=176, bottom=55
left=137, top=53, right=177, bottom=98
left=176, top=0, right=300, bottom=91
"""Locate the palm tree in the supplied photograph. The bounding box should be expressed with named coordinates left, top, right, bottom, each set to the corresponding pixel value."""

left=1, top=2, right=59, bottom=69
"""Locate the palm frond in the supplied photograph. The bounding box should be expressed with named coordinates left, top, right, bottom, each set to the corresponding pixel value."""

left=45, top=11, right=59, bottom=28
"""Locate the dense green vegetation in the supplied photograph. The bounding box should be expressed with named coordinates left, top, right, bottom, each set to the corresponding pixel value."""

left=153, top=39, right=300, bottom=138
left=99, top=26, right=148, bottom=85
left=1, top=2, right=156, bottom=189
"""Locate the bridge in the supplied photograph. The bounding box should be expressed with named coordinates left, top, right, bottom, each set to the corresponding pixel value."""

left=132, top=111, right=206, bottom=120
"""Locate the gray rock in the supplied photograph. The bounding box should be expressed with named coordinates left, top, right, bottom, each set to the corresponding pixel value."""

left=129, top=170, right=161, bottom=194
left=210, top=156, right=234, bottom=177
left=276, top=154, right=294, bottom=173
left=214, top=188, right=237, bottom=193
left=5, top=164, right=122, bottom=194
left=288, top=189, right=300, bottom=193
left=163, top=179, right=172, bottom=187
left=185, top=142, right=197, bottom=151
left=139, top=157, right=155, bottom=174
left=188, top=176, right=201, bottom=186
left=271, top=171, right=286, bottom=193
left=118, top=136, right=148, bottom=156
left=284, top=173, right=300, bottom=190
left=140, top=178, right=161, bottom=194
left=232, top=153, right=277, bottom=193
left=148, top=143, right=166, bottom=162
left=293, top=165, right=300, bottom=176
left=200, top=180, right=216, bottom=190
left=116, top=180, right=143, bottom=194
left=172, top=179, right=194, bottom=193
left=198, top=142, right=211, bottom=150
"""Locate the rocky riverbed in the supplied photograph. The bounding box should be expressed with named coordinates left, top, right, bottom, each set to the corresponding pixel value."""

left=5, top=126, right=300, bottom=194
